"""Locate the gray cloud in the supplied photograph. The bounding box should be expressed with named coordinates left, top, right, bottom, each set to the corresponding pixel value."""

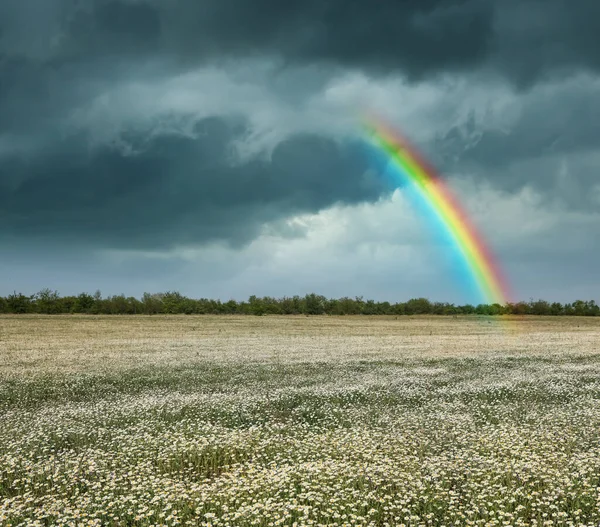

left=0, top=116, right=383, bottom=250
left=492, top=1, right=600, bottom=87
left=3, top=1, right=599, bottom=85
left=431, top=76, right=600, bottom=208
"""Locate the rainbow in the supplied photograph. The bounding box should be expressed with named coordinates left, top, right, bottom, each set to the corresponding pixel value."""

left=364, top=115, right=512, bottom=306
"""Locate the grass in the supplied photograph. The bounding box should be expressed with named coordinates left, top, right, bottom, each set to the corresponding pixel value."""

left=1, top=315, right=600, bottom=526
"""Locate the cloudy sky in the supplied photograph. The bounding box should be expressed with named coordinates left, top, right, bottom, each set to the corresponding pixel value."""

left=1, top=0, right=599, bottom=303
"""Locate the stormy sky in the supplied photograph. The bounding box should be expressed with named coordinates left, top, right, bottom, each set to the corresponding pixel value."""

left=1, top=0, right=599, bottom=303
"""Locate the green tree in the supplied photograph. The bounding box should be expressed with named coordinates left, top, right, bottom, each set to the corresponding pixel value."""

left=586, top=300, right=600, bottom=316
left=303, top=293, right=326, bottom=315
left=572, top=300, right=587, bottom=316
left=59, top=296, right=77, bottom=313
left=141, top=292, right=164, bottom=314
left=392, top=302, right=406, bottom=315
left=458, top=304, right=476, bottom=315
left=570, top=300, right=599, bottom=316
left=508, top=302, right=529, bottom=316
left=222, top=299, right=239, bottom=314
left=280, top=296, right=299, bottom=314
left=404, top=298, right=432, bottom=315
left=73, top=293, right=96, bottom=314
left=432, top=302, right=456, bottom=315
left=362, top=299, right=378, bottom=315
left=91, top=290, right=103, bottom=314
left=529, top=299, right=551, bottom=316
left=7, top=292, right=34, bottom=314
left=335, top=297, right=361, bottom=315
left=379, top=301, right=392, bottom=315
left=488, top=303, right=506, bottom=316
left=35, top=288, right=61, bottom=314
left=161, top=292, right=187, bottom=314
left=248, top=295, right=266, bottom=316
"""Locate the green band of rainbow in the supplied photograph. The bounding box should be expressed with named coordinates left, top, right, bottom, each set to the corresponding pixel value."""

left=365, top=115, right=512, bottom=306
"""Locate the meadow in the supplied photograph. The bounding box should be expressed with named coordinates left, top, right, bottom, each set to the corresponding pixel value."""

left=1, top=314, right=600, bottom=527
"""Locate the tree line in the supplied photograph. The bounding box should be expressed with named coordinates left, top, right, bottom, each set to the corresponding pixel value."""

left=1, top=289, right=599, bottom=316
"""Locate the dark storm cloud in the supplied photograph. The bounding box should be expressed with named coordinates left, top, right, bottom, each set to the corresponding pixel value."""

left=492, top=1, right=600, bottom=87
left=3, top=1, right=600, bottom=85
left=0, top=117, right=383, bottom=250
left=1, top=0, right=599, bottom=253
left=431, top=78, right=600, bottom=206
left=156, top=0, right=493, bottom=80
left=152, top=0, right=600, bottom=85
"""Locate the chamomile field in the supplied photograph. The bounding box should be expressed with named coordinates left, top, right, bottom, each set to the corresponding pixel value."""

left=1, top=315, right=600, bottom=527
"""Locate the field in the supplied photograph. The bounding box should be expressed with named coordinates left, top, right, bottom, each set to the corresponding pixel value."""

left=1, top=315, right=600, bottom=527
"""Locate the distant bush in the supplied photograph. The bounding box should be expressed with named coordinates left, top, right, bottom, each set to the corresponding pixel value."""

left=0, top=291, right=598, bottom=316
